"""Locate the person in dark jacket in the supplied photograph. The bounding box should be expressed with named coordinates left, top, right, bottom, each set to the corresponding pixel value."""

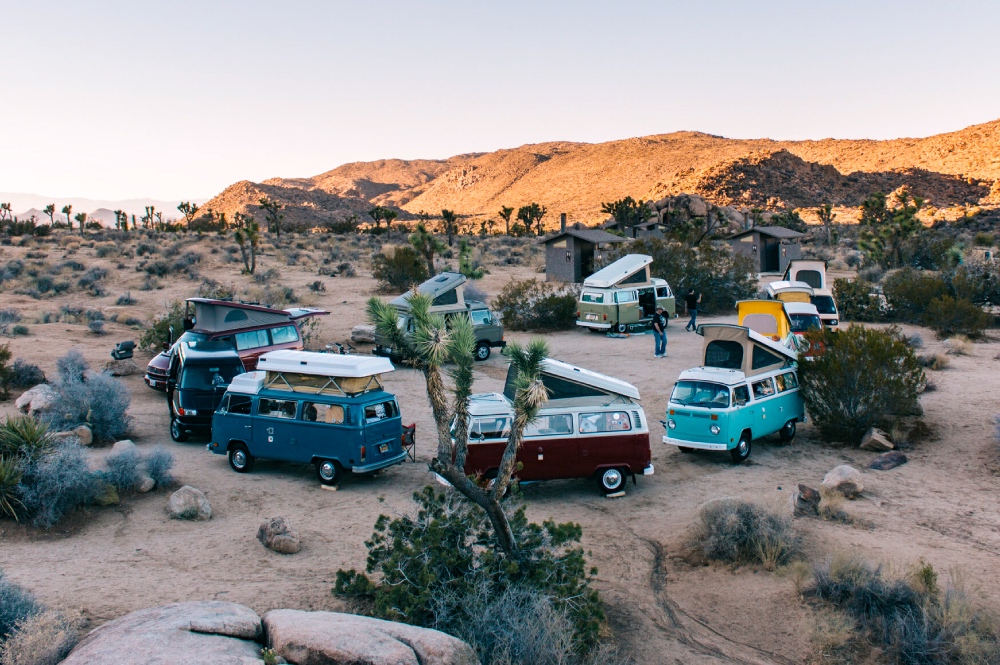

left=685, top=288, right=701, bottom=332
left=652, top=306, right=667, bottom=357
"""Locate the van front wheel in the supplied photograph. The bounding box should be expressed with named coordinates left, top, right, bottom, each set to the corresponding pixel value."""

left=615, top=323, right=627, bottom=334
left=474, top=342, right=491, bottom=361
left=599, top=467, right=627, bottom=494
left=779, top=419, right=797, bottom=443
left=730, top=434, right=752, bottom=463
left=316, top=459, right=339, bottom=486
left=170, top=417, right=188, bottom=443
left=229, top=444, right=254, bottom=473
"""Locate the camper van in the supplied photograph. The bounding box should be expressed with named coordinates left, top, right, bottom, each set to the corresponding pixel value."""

left=166, top=341, right=246, bottom=442
left=373, top=272, right=505, bottom=361
left=781, top=260, right=827, bottom=290
left=576, top=254, right=676, bottom=333
left=784, top=302, right=824, bottom=358
left=145, top=298, right=328, bottom=391
left=810, top=289, right=840, bottom=329
left=663, top=324, right=804, bottom=462
left=461, top=358, right=653, bottom=494
left=765, top=280, right=814, bottom=304
left=209, top=350, right=412, bottom=485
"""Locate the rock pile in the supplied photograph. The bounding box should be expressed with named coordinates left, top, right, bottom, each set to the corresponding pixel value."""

left=257, top=517, right=301, bottom=554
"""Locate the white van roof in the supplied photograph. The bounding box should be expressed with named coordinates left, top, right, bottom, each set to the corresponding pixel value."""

left=541, top=358, right=641, bottom=401
left=583, top=254, right=652, bottom=289
left=783, top=302, right=820, bottom=315
left=257, top=350, right=394, bottom=377
left=677, top=367, right=748, bottom=386
left=229, top=371, right=266, bottom=395
left=765, top=280, right=814, bottom=296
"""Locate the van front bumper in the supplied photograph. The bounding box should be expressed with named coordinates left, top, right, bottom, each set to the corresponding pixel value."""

left=663, top=435, right=729, bottom=451
left=576, top=321, right=611, bottom=330
left=352, top=450, right=408, bottom=474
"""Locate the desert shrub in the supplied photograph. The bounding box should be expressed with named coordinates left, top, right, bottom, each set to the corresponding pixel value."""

left=944, top=335, right=971, bottom=356
left=882, top=268, right=949, bottom=323
left=135, top=242, right=156, bottom=256
left=904, top=333, right=924, bottom=349
left=834, top=278, right=886, bottom=322
left=0, top=344, right=12, bottom=400
left=308, top=280, right=325, bottom=292
left=0, top=456, right=22, bottom=520
left=77, top=266, right=108, bottom=294
left=0, top=609, right=78, bottom=665
left=58, top=260, right=85, bottom=273
left=144, top=447, right=175, bottom=487
left=1, top=359, right=40, bottom=394
left=918, top=353, right=950, bottom=371
left=494, top=279, right=579, bottom=331
left=973, top=232, right=994, bottom=246
left=371, top=246, right=429, bottom=293
left=123, top=316, right=143, bottom=327
left=695, top=498, right=800, bottom=569
left=139, top=301, right=183, bottom=350
left=948, top=261, right=1000, bottom=307
left=335, top=487, right=605, bottom=656
left=0, top=260, right=25, bottom=281
left=253, top=267, right=281, bottom=284
left=142, top=260, right=172, bottom=277
left=101, top=448, right=141, bottom=493
left=925, top=297, right=990, bottom=339
left=0, top=572, right=42, bottom=641
left=54, top=348, right=87, bottom=383
left=337, top=262, right=356, bottom=277
left=0, top=309, right=21, bottom=325
left=94, top=243, right=120, bottom=258
left=9, top=325, right=28, bottom=336
left=17, top=443, right=98, bottom=528
left=88, top=320, right=105, bottom=335
left=808, top=557, right=1000, bottom=664
left=42, top=350, right=131, bottom=443
left=115, top=291, right=136, bottom=306
left=798, top=325, right=924, bottom=445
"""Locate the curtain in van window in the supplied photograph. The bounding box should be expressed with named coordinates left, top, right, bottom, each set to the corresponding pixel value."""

left=270, top=325, right=299, bottom=344
left=235, top=329, right=269, bottom=350
left=364, top=400, right=398, bottom=423
left=258, top=398, right=298, bottom=419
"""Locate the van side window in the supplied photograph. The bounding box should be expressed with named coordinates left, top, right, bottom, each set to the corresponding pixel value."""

left=471, top=417, right=510, bottom=441
left=470, top=310, right=492, bottom=326
left=229, top=395, right=253, bottom=415
left=733, top=385, right=750, bottom=406
left=525, top=414, right=573, bottom=437
left=364, top=400, right=398, bottom=423
left=615, top=291, right=637, bottom=304
left=656, top=286, right=670, bottom=298
left=258, top=398, right=298, bottom=419
left=751, top=378, right=776, bottom=400
left=776, top=372, right=799, bottom=392
left=433, top=290, right=458, bottom=306
left=236, top=329, right=269, bottom=351
left=270, top=325, right=299, bottom=345
left=303, top=403, right=345, bottom=424
left=579, top=412, right=632, bottom=433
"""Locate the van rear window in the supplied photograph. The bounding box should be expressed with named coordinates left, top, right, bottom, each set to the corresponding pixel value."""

left=364, top=400, right=398, bottom=423
left=270, top=325, right=299, bottom=345
left=581, top=292, right=604, bottom=304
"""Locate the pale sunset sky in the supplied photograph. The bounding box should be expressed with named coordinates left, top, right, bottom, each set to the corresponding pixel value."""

left=2, top=0, right=998, bottom=200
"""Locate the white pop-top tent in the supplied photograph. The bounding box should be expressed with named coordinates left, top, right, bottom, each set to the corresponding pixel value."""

left=257, top=350, right=394, bottom=377
left=541, top=358, right=641, bottom=400
left=229, top=371, right=266, bottom=395
left=765, top=280, right=815, bottom=298
left=582, top=254, right=652, bottom=289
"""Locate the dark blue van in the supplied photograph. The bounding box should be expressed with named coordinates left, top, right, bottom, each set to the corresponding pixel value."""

left=167, top=342, right=246, bottom=442
left=207, top=351, right=412, bottom=485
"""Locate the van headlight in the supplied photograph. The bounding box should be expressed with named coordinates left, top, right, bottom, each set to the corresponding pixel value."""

left=710, top=425, right=720, bottom=435
left=829, top=319, right=838, bottom=326
left=667, top=419, right=676, bottom=430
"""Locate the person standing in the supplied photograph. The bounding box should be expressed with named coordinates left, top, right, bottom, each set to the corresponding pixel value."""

left=685, top=288, right=701, bottom=332
left=652, top=306, right=667, bottom=357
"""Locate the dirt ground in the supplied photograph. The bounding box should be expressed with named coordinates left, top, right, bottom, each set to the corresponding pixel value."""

left=1, top=234, right=999, bottom=664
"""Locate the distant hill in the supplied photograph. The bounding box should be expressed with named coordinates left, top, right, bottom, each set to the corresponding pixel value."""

left=199, top=119, right=1000, bottom=230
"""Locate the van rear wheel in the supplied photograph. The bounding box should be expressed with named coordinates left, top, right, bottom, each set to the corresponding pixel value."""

left=316, top=459, right=339, bottom=486
left=228, top=443, right=254, bottom=473
left=779, top=419, right=797, bottom=443
left=730, top=434, right=752, bottom=463
left=599, top=467, right=627, bottom=494
left=615, top=323, right=627, bottom=334
left=474, top=342, right=491, bottom=361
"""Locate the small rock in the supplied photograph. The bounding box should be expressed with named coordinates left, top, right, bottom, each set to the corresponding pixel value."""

left=821, top=465, right=864, bottom=498
left=257, top=517, right=301, bottom=554
left=72, top=425, right=93, bottom=446
left=136, top=474, right=156, bottom=493
left=351, top=324, right=376, bottom=344
left=167, top=486, right=212, bottom=520
left=869, top=450, right=908, bottom=471
left=859, top=427, right=894, bottom=452
left=14, top=383, right=57, bottom=415
left=103, top=358, right=139, bottom=377
left=790, top=483, right=821, bottom=517
left=112, top=439, right=137, bottom=454
left=94, top=483, right=120, bottom=506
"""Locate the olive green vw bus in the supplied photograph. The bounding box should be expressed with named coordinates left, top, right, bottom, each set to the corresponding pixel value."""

left=576, top=254, right=676, bottom=333
left=663, top=324, right=805, bottom=462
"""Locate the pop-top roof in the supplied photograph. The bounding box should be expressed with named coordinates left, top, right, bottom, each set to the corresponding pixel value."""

left=677, top=366, right=748, bottom=386
left=229, top=371, right=266, bottom=395
left=765, top=280, right=814, bottom=297
left=583, top=254, right=652, bottom=289
left=540, top=358, right=640, bottom=400
left=389, top=272, right=466, bottom=309
left=257, top=350, right=394, bottom=377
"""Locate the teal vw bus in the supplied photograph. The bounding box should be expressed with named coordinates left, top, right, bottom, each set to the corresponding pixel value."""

left=663, top=324, right=804, bottom=462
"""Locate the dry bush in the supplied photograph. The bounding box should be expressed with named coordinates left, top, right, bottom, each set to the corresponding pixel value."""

left=695, top=498, right=801, bottom=570
left=818, top=488, right=852, bottom=523
left=919, top=353, right=950, bottom=371
left=0, top=610, right=77, bottom=665
left=944, top=336, right=971, bottom=356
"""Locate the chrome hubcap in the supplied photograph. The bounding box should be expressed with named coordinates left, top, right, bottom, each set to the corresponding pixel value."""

left=739, top=440, right=748, bottom=453
left=603, top=469, right=621, bottom=488
left=233, top=451, right=246, bottom=467
left=320, top=462, right=335, bottom=480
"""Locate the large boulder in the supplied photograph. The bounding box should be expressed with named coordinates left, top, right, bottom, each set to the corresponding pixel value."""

left=14, top=383, right=57, bottom=415
left=104, top=358, right=140, bottom=376
left=351, top=324, right=376, bottom=344
left=822, top=465, right=864, bottom=498
left=264, top=610, right=479, bottom=665
left=859, top=427, right=894, bottom=452
left=112, top=439, right=138, bottom=455
left=61, top=601, right=262, bottom=665
left=789, top=484, right=821, bottom=517
left=687, top=195, right=709, bottom=217
left=257, top=517, right=301, bottom=554
left=167, top=486, right=212, bottom=520
left=870, top=450, right=908, bottom=471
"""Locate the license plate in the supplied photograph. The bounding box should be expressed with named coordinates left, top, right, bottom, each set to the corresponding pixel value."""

left=378, top=443, right=389, bottom=454
left=585, top=314, right=597, bottom=321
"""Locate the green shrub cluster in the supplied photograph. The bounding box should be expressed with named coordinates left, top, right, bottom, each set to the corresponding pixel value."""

left=832, top=278, right=885, bottom=322
left=494, top=279, right=579, bottom=331
left=798, top=326, right=924, bottom=445
left=696, top=498, right=800, bottom=570
left=372, top=246, right=429, bottom=293
left=335, top=487, right=605, bottom=661
left=139, top=300, right=184, bottom=350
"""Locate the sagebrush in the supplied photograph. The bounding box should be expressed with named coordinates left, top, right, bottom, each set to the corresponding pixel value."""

left=696, top=498, right=800, bottom=569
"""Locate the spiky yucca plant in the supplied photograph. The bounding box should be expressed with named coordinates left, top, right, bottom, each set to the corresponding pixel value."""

left=368, top=292, right=548, bottom=555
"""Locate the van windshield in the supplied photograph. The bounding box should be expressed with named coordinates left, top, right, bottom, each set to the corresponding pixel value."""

left=811, top=296, right=837, bottom=314
left=670, top=381, right=730, bottom=409
left=174, top=331, right=208, bottom=347
left=179, top=362, right=244, bottom=390
left=789, top=314, right=822, bottom=333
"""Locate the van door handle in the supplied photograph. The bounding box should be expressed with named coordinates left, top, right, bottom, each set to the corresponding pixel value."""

left=244, top=425, right=252, bottom=429
left=537, top=446, right=544, bottom=461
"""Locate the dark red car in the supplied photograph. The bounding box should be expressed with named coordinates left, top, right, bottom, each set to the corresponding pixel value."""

left=144, top=299, right=328, bottom=391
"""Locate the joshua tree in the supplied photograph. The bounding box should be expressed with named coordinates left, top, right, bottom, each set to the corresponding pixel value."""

left=177, top=201, right=200, bottom=225
left=441, top=209, right=458, bottom=246
left=61, top=204, right=73, bottom=231
left=600, top=197, right=647, bottom=234
left=233, top=213, right=260, bottom=275
left=817, top=202, right=836, bottom=246
left=382, top=208, right=398, bottom=237
left=516, top=202, right=548, bottom=236
left=258, top=197, right=284, bottom=237
left=409, top=222, right=445, bottom=277
left=859, top=189, right=923, bottom=268
left=498, top=205, right=514, bottom=235
left=368, top=293, right=549, bottom=555
left=113, top=209, right=127, bottom=231
left=43, top=204, right=55, bottom=226
left=0, top=203, right=11, bottom=222
left=74, top=212, right=88, bottom=234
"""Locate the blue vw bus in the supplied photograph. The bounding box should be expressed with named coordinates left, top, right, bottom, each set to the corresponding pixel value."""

left=663, top=324, right=804, bottom=462
left=208, top=350, right=412, bottom=484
